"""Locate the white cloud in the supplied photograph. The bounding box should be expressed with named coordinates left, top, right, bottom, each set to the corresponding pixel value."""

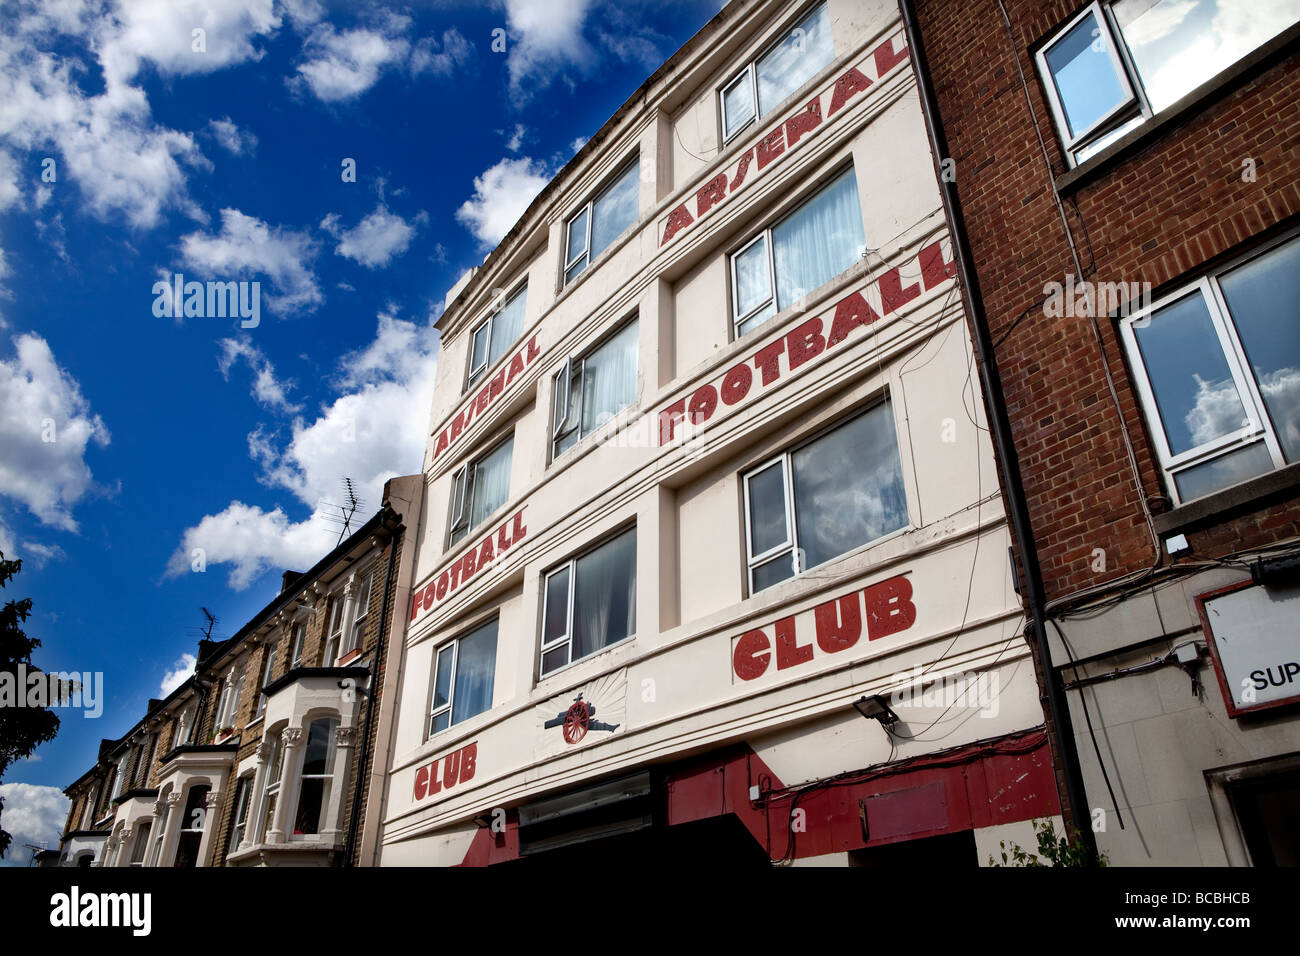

left=0, top=333, right=110, bottom=533
left=208, top=116, right=257, bottom=156
left=0, top=0, right=283, bottom=228
left=321, top=204, right=421, bottom=269
left=217, top=337, right=301, bottom=414
left=293, top=15, right=411, bottom=102
left=159, top=652, right=196, bottom=696
left=0, top=783, right=68, bottom=863
left=504, top=123, right=528, bottom=152
left=455, top=156, right=551, bottom=247
left=178, top=208, right=322, bottom=315
left=168, top=309, right=438, bottom=589
left=411, top=27, right=472, bottom=78
left=503, top=0, right=596, bottom=105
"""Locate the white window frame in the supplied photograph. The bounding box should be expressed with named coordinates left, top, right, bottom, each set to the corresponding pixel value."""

left=230, top=775, right=253, bottom=852
left=175, top=705, right=193, bottom=747
left=562, top=156, right=639, bottom=285
left=255, top=645, right=277, bottom=718
left=293, top=716, right=339, bottom=837
left=258, top=735, right=284, bottom=842
left=343, top=568, right=374, bottom=656
left=288, top=620, right=307, bottom=670
left=1035, top=1, right=1142, bottom=164
left=467, top=282, right=527, bottom=389
left=1118, top=237, right=1296, bottom=505
left=551, top=317, right=639, bottom=460
left=719, top=0, right=832, bottom=145
left=741, top=398, right=908, bottom=593
left=427, top=619, right=498, bottom=738
left=127, top=822, right=152, bottom=866
left=448, top=436, right=514, bottom=548
left=539, top=527, right=637, bottom=678
left=322, top=591, right=346, bottom=665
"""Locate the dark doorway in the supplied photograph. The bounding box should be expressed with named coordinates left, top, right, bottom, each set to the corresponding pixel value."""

left=848, top=829, right=978, bottom=867
left=1231, top=768, right=1300, bottom=867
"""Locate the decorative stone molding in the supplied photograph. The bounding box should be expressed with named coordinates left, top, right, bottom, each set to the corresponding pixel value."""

left=166, top=793, right=183, bottom=808
left=335, top=726, right=358, bottom=746
left=281, top=727, right=304, bottom=747
left=256, top=740, right=275, bottom=760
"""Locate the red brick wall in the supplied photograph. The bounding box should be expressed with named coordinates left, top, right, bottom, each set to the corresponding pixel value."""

left=914, top=0, right=1300, bottom=602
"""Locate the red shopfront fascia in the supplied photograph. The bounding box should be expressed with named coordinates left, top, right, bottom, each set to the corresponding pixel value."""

left=454, top=730, right=1058, bottom=866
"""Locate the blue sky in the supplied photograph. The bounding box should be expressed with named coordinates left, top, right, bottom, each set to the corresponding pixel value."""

left=0, top=0, right=718, bottom=858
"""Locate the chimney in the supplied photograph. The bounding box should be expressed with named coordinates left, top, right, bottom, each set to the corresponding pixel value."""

left=281, top=570, right=303, bottom=594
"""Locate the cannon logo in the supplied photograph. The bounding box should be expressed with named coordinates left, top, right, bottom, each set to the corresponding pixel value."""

left=543, top=693, right=619, bottom=745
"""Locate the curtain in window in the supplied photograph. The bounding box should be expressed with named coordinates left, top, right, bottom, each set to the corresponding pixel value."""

left=488, top=288, right=526, bottom=368
left=470, top=438, right=513, bottom=528
left=772, top=168, right=865, bottom=311
left=756, top=2, right=833, bottom=114
left=451, top=620, right=498, bottom=725
left=590, top=161, right=639, bottom=260
left=791, top=403, right=908, bottom=569
left=580, top=321, right=639, bottom=435
left=572, top=528, right=637, bottom=661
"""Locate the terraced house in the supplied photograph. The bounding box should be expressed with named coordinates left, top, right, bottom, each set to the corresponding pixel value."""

left=378, top=0, right=1058, bottom=867
left=910, top=0, right=1300, bottom=864
left=56, top=479, right=419, bottom=867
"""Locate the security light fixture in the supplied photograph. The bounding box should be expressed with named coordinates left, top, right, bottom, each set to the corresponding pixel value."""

left=854, top=694, right=899, bottom=728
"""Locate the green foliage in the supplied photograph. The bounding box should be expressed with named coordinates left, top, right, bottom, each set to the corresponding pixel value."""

left=988, top=817, right=1107, bottom=867
left=0, top=551, right=62, bottom=859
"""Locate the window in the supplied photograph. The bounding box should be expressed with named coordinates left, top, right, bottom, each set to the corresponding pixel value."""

left=552, top=318, right=639, bottom=457
left=175, top=706, right=193, bottom=747
left=469, top=284, right=527, bottom=387
left=260, top=735, right=284, bottom=841
left=344, top=569, right=374, bottom=656
left=449, top=437, right=514, bottom=547
left=255, top=646, right=276, bottom=718
left=174, top=784, right=210, bottom=868
left=109, top=754, right=126, bottom=801
left=288, top=621, right=306, bottom=669
left=230, top=776, right=253, bottom=852
left=730, top=167, right=865, bottom=336
left=540, top=527, right=637, bottom=676
left=564, top=158, right=640, bottom=284
left=1120, top=235, right=1300, bottom=505
left=1037, top=1, right=1300, bottom=166
left=743, top=400, right=908, bottom=593
left=322, top=594, right=345, bottom=665
left=214, top=667, right=243, bottom=732
left=428, top=619, right=499, bottom=736
left=721, top=1, right=834, bottom=142
left=136, top=735, right=156, bottom=787
left=294, top=717, right=339, bottom=835
left=128, top=822, right=152, bottom=866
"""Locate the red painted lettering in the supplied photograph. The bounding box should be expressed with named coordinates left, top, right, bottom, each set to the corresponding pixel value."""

left=443, top=749, right=460, bottom=788
left=753, top=339, right=785, bottom=386
left=785, top=317, right=825, bottom=371
left=919, top=241, right=956, bottom=291
left=426, top=759, right=443, bottom=796
left=879, top=266, right=921, bottom=315
left=477, top=535, right=495, bottom=568
left=449, top=412, right=464, bottom=442
left=730, top=148, right=755, bottom=192
left=526, top=337, right=539, bottom=362
left=774, top=616, right=812, bottom=670
left=864, top=575, right=916, bottom=641
left=659, top=399, right=687, bottom=445
left=827, top=291, right=882, bottom=347
left=720, top=363, right=753, bottom=406
left=814, top=593, right=862, bottom=653
left=434, top=430, right=449, bottom=459
left=784, top=98, right=823, bottom=148
left=662, top=203, right=695, bottom=245
left=414, top=765, right=430, bottom=800
left=828, top=67, right=872, bottom=117
left=435, top=571, right=449, bottom=601
left=756, top=127, right=785, bottom=170
left=461, top=742, right=477, bottom=781
left=696, top=173, right=728, bottom=217
left=873, top=37, right=909, bottom=77
left=511, top=510, right=526, bottom=544
left=733, top=629, right=771, bottom=681
left=688, top=384, right=718, bottom=425
left=506, top=351, right=525, bottom=385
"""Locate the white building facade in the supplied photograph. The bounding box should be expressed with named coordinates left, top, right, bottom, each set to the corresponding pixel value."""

left=379, top=0, right=1058, bottom=867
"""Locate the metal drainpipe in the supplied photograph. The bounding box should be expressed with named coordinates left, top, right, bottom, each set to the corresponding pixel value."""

left=897, top=0, right=1099, bottom=861
left=343, top=518, right=400, bottom=866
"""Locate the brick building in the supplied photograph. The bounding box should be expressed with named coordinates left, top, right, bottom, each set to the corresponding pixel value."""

left=909, top=0, right=1300, bottom=863
left=56, top=477, right=420, bottom=866
left=378, top=0, right=1058, bottom=868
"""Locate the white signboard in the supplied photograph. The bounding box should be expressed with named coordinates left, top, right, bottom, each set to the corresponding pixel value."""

left=1198, top=580, right=1300, bottom=716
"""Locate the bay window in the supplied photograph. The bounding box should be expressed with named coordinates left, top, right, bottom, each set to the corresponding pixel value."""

left=743, top=399, right=908, bottom=593
left=343, top=568, right=374, bottom=656
left=1037, top=1, right=1300, bottom=167
left=552, top=318, right=639, bottom=457
left=428, top=618, right=499, bottom=736
left=449, top=437, right=514, bottom=547
left=564, top=158, right=640, bottom=284
left=721, top=1, right=834, bottom=142
left=469, top=283, right=527, bottom=387
left=259, top=735, right=283, bottom=841
left=540, top=527, right=637, bottom=676
left=174, top=785, right=210, bottom=868
left=730, top=166, right=865, bottom=336
left=1120, top=234, right=1300, bottom=504
left=128, top=823, right=151, bottom=866
left=293, top=717, right=338, bottom=835
left=230, top=775, right=252, bottom=852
